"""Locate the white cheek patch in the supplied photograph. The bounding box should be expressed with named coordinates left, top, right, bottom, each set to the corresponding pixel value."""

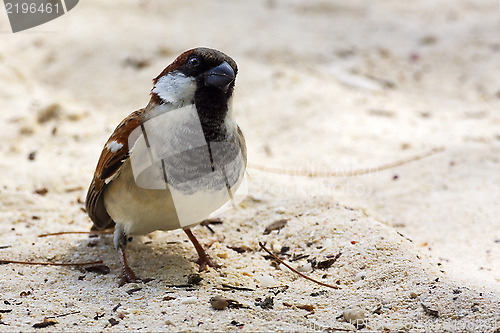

left=152, top=71, right=197, bottom=106
left=106, top=140, right=124, bottom=153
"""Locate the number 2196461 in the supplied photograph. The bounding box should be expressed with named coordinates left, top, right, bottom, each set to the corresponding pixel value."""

left=5, top=2, right=61, bottom=14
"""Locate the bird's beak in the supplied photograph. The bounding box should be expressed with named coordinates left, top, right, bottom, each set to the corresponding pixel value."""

left=204, top=61, right=235, bottom=93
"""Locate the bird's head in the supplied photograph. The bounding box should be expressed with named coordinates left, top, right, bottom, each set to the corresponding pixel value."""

left=152, top=47, right=238, bottom=108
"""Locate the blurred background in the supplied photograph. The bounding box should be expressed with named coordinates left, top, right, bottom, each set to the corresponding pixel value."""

left=1, top=0, right=499, bottom=292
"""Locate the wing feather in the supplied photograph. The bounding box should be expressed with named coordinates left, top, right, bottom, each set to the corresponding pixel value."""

left=85, top=109, right=145, bottom=229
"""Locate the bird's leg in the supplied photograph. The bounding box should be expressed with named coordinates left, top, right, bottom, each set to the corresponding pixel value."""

left=117, top=246, right=141, bottom=286
left=184, top=228, right=219, bottom=270
left=114, top=224, right=142, bottom=286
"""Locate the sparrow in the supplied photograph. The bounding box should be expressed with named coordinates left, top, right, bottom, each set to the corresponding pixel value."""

left=85, top=47, right=246, bottom=285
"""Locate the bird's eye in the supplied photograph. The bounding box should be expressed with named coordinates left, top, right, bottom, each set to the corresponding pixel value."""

left=188, top=56, right=200, bottom=68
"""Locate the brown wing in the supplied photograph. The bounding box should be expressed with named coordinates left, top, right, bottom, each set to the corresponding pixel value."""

left=85, top=109, right=146, bottom=229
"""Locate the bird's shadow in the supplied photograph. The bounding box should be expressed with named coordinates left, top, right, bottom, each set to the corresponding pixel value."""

left=66, top=232, right=198, bottom=285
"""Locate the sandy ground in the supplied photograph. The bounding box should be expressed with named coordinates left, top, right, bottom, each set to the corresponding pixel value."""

left=1, top=0, right=500, bottom=331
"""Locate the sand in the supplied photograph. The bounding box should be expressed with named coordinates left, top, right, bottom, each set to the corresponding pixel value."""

left=1, top=0, right=499, bottom=331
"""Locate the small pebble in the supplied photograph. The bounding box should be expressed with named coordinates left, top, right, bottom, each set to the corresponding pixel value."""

left=34, top=188, right=48, bottom=196
left=108, top=318, right=119, bottom=326
left=114, top=308, right=129, bottom=316
left=32, top=318, right=57, bottom=328
left=255, top=296, right=274, bottom=309
left=296, top=262, right=312, bottom=272
left=216, top=251, right=228, bottom=259
left=270, top=240, right=282, bottom=253
left=263, top=219, right=288, bottom=235
left=354, top=271, right=366, bottom=282
left=296, top=304, right=315, bottom=312
left=85, top=265, right=110, bottom=275
left=179, top=297, right=197, bottom=304
left=187, top=273, right=203, bottom=285
left=421, top=303, right=439, bottom=317
left=409, top=291, right=418, bottom=299
left=274, top=206, right=286, bottom=214
left=210, top=295, right=229, bottom=310
left=343, top=307, right=366, bottom=323
left=259, top=275, right=276, bottom=287
left=316, top=256, right=339, bottom=269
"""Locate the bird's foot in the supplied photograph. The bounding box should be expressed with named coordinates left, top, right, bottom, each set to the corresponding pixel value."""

left=196, top=253, right=220, bottom=271
left=184, top=228, right=220, bottom=271
left=119, top=265, right=140, bottom=286
left=119, top=266, right=153, bottom=286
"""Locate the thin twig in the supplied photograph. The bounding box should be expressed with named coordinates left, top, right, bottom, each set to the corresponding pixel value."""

left=46, top=311, right=81, bottom=319
left=39, top=229, right=114, bottom=238
left=258, top=242, right=340, bottom=289
left=325, top=327, right=353, bottom=332
left=0, top=259, right=103, bottom=266
left=249, top=147, right=445, bottom=177
left=221, top=283, right=255, bottom=291
left=164, top=284, right=196, bottom=289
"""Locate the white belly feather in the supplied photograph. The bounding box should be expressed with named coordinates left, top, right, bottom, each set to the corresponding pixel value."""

left=103, top=105, right=245, bottom=236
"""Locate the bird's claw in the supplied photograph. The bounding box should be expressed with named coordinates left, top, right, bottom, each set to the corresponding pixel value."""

left=196, top=254, right=220, bottom=271
left=119, top=266, right=153, bottom=286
